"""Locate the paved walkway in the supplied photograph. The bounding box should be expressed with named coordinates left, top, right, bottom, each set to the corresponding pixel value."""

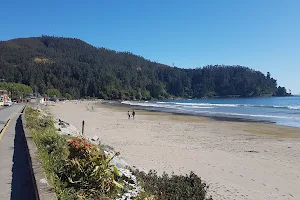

left=0, top=105, right=36, bottom=200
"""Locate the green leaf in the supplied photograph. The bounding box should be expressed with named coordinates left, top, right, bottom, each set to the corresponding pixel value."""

left=93, top=166, right=99, bottom=173
left=113, top=180, right=124, bottom=189
left=113, top=166, right=120, bottom=177
left=68, top=177, right=81, bottom=184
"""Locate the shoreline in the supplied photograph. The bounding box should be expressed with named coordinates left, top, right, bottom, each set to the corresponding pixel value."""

left=100, top=101, right=300, bottom=138
left=103, top=100, right=298, bottom=127
left=50, top=100, right=300, bottom=200
left=103, top=94, right=295, bottom=102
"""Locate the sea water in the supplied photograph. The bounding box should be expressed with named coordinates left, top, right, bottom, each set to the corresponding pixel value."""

left=122, top=96, right=300, bottom=128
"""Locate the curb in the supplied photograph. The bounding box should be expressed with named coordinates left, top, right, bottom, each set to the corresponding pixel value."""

left=0, top=105, right=26, bottom=140
left=21, top=106, right=58, bottom=200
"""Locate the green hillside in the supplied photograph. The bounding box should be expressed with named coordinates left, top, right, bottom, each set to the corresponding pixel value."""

left=0, top=36, right=288, bottom=99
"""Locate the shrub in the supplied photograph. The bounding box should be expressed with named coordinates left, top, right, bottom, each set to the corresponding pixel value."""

left=135, top=170, right=213, bottom=200
left=57, top=138, right=123, bottom=199
left=25, top=107, right=54, bottom=130
left=65, top=93, right=72, bottom=100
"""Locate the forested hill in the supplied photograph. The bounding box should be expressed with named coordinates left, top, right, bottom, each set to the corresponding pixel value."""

left=0, top=36, right=289, bottom=99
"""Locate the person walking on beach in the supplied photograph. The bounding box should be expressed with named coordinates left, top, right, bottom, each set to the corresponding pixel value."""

left=132, top=110, right=135, bottom=119
left=128, top=111, right=131, bottom=119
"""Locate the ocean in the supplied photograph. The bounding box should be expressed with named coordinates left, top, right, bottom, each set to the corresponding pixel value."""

left=122, top=96, right=300, bottom=128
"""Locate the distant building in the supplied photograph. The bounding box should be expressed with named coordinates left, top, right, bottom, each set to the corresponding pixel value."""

left=24, top=96, right=37, bottom=103
left=0, top=90, right=8, bottom=105
left=58, top=97, right=67, bottom=101
left=39, top=97, right=47, bottom=104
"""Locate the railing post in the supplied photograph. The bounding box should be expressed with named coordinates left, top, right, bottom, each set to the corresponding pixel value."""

left=82, top=120, right=85, bottom=136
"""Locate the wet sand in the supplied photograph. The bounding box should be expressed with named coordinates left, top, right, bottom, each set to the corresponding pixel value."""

left=50, top=100, right=300, bottom=200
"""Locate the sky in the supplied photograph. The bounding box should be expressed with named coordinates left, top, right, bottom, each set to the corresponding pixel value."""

left=1, top=0, right=299, bottom=94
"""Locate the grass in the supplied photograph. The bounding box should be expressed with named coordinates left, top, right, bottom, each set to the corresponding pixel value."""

left=25, top=107, right=73, bottom=199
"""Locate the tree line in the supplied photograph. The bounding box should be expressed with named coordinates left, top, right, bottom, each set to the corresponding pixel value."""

left=0, top=82, right=32, bottom=99
left=0, top=36, right=290, bottom=100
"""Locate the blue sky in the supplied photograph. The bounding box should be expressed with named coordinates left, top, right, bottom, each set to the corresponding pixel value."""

left=1, top=0, right=299, bottom=94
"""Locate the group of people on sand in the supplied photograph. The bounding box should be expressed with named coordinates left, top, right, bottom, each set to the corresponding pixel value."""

left=128, top=110, right=135, bottom=119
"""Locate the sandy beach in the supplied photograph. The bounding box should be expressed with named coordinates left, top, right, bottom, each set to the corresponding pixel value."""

left=50, top=100, right=300, bottom=200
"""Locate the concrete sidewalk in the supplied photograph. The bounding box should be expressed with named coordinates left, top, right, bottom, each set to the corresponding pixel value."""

left=0, top=108, right=36, bottom=199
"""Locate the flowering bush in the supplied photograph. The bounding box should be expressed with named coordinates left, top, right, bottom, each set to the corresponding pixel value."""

left=57, top=138, right=123, bottom=199
left=67, top=138, right=93, bottom=159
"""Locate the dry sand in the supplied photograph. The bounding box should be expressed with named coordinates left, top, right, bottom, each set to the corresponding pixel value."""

left=50, top=100, right=300, bottom=200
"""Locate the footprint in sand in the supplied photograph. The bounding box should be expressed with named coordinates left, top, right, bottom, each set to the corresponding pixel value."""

left=275, top=188, right=279, bottom=191
left=262, top=183, right=266, bottom=186
left=240, top=175, right=243, bottom=177
left=251, top=179, right=255, bottom=181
